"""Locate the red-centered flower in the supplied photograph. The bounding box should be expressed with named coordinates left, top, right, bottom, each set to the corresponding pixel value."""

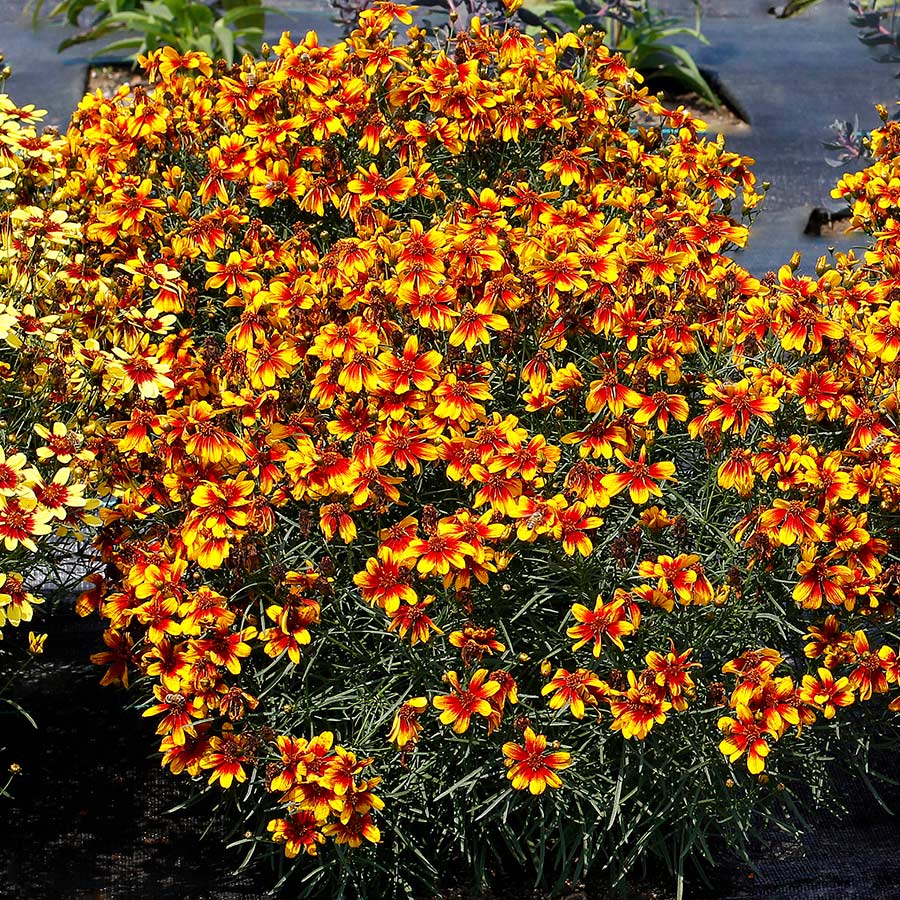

left=354, top=554, right=417, bottom=614
left=0, top=448, right=32, bottom=497
left=848, top=630, right=894, bottom=701
left=90, top=627, right=136, bottom=687
left=387, top=595, right=443, bottom=644
left=142, top=685, right=200, bottom=745
left=567, top=594, right=634, bottom=656
left=561, top=420, right=629, bottom=459
left=99, top=177, right=165, bottom=231
left=553, top=500, right=603, bottom=557
left=777, top=295, right=844, bottom=354
left=608, top=671, right=671, bottom=739
left=799, top=668, right=855, bottom=719
left=0, top=495, right=53, bottom=551
left=326, top=747, right=372, bottom=797
left=502, top=728, right=572, bottom=794
left=328, top=775, right=384, bottom=826
left=377, top=516, right=421, bottom=560
left=789, top=368, right=843, bottom=419
left=249, top=158, right=307, bottom=206
left=722, top=648, right=783, bottom=706
left=624, top=237, right=688, bottom=283
left=602, top=447, right=676, bottom=505
left=792, top=547, right=853, bottom=610
left=486, top=669, right=519, bottom=718
left=190, top=625, right=257, bottom=675
left=748, top=675, right=800, bottom=735
left=319, top=502, right=357, bottom=543
left=433, top=669, right=500, bottom=733
left=718, top=704, right=780, bottom=774
left=311, top=317, right=379, bottom=362
left=269, top=736, right=311, bottom=793
left=632, top=391, right=689, bottom=434
left=432, top=374, right=492, bottom=424
left=679, top=215, right=747, bottom=252
left=585, top=370, right=643, bottom=417
left=449, top=300, right=509, bottom=351
left=372, top=421, right=438, bottom=474
left=689, top=378, right=780, bottom=438
left=541, top=667, right=606, bottom=719
left=529, top=251, right=588, bottom=293
left=864, top=302, right=900, bottom=361
left=260, top=599, right=319, bottom=664
left=387, top=696, right=429, bottom=750
left=377, top=335, right=442, bottom=394
left=539, top=144, right=592, bottom=186
left=246, top=338, right=301, bottom=389
left=143, top=639, right=190, bottom=691
left=804, top=615, right=854, bottom=666
left=411, top=523, right=474, bottom=576
left=177, top=400, right=245, bottom=464
left=644, top=644, right=699, bottom=711
left=180, top=585, right=235, bottom=635
left=188, top=473, right=254, bottom=532
left=287, top=779, right=338, bottom=822
left=160, top=728, right=210, bottom=778
left=470, top=464, right=523, bottom=516
left=128, top=595, right=182, bottom=644
left=322, top=812, right=381, bottom=848
left=717, top=447, right=755, bottom=495
left=204, top=249, right=261, bottom=294
left=638, top=554, right=698, bottom=604
left=201, top=727, right=249, bottom=788
left=494, top=434, right=559, bottom=482
left=268, top=810, right=325, bottom=858
left=154, top=46, right=213, bottom=79
left=347, top=163, right=414, bottom=204
left=842, top=397, right=889, bottom=451
left=757, top=499, right=822, bottom=546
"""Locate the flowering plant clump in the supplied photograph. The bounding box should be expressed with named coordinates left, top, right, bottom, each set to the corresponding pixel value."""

left=0, top=92, right=105, bottom=767
left=7, top=3, right=900, bottom=893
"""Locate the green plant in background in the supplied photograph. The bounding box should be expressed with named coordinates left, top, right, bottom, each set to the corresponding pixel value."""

left=520, top=0, right=719, bottom=105
left=769, top=0, right=820, bottom=17
left=29, top=0, right=269, bottom=64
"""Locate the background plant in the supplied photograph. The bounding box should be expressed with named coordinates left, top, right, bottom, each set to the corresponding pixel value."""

left=523, top=0, right=718, bottom=105
left=30, top=0, right=268, bottom=64
left=772, top=0, right=900, bottom=163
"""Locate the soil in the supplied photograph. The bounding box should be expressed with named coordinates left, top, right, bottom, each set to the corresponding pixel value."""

left=86, top=65, right=151, bottom=97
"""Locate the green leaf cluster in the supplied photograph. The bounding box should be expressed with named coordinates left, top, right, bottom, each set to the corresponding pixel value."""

left=29, top=0, right=270, bottom=64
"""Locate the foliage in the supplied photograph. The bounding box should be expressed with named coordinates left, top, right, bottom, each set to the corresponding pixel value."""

left=824, top=115, right=866, bottom=168
left=6, top=4, right=900, bottom=896
left=782, top=0, right=900, bottom=58
left=769, top=0, right=821, bottom=18
left=29, top=0, right=267, bottom=65
left=849, top=0, right=900, bottom=62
